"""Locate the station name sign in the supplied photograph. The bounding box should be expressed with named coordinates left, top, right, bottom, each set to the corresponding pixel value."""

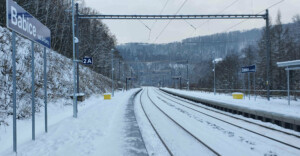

left=6, top=0, right=51, bottom=48
left=241, top=65, right=256, bottom=73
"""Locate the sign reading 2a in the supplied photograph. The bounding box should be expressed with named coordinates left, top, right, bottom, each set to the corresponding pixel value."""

left=83, top=57, right=93, bottom=65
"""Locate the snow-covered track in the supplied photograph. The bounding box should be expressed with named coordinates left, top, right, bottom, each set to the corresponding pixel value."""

left=139, top=89, right=173, bottom=156
left=160, top=88, right=300, bottom=132
left=141, top=88, right=221, bottom=156
left=157, top=89, right=300, bottom=137
left=155, top=89, right=300, bottom=151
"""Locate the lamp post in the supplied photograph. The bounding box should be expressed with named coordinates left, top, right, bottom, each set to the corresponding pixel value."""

left=186, top=60, right=189, bottom=90
left=119, top=59, right=121, bottom=81
left=213, top=52, right=216, bottom=95
left=111, top=49, right=114, bottom=97
left=71, top=0, right=77, bottom=118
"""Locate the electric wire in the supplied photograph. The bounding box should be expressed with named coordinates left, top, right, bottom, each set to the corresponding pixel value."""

left=184, top=20, right=197, bottom=30
left=138, top=20, right=152, bottom=41
left=150, top=0, right=170, bottom=29
left=146, top=0, right=170, bottom=41
left=153, top=0, right=188, bottom=43
left=223, top=0, right=285, bottom=32
left=196, top=0, right=240, bottom=29
left=186, top=0, right=240, bottom=41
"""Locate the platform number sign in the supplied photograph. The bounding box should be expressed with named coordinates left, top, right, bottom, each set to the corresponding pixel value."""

left=83, top=57, right=93, bottom=65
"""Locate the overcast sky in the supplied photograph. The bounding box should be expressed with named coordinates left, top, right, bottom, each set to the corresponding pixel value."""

left=83, top=0, right=300, bottom=45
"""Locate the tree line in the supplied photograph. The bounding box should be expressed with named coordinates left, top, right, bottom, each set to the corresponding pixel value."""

left=196, top=12, right=300, bottom=97
left=0, top=0, right=129, bottom=79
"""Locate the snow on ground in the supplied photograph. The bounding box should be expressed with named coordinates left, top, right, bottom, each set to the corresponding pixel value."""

left=134, top=89, right=170, bottom=156
left=0, top=89, right=140, bottom=156
left=159, top=89, right=300, bottom=136
left=141, top=88, right=216, bottom=156
left=148, top=87, right=300, bottom=156
left=161, top=88, right=300, bottom=118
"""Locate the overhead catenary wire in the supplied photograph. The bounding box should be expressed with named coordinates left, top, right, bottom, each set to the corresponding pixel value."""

left=186, top=0, right=240, bottom=40
left=137, top=0, right=170, bottom=42
left=154, top=0, right=188, bottom=43
left=147, top=0, right=170, bottom=41
left=223, top=0, right=285, bottom=32
left=150, top=0, right=170, bottom=29
left=184, top=20, right=197, bottom=30
left=138, top=20, right=152, bottom=41
left=196, top=0, right=240, bottom=29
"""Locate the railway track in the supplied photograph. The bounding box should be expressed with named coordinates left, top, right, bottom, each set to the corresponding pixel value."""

left=154, top=88, right=300, bottom=151
left=157, top=89, right=300, bottom=137
left=138, top=88, right=220, bottom=156
left=139, top=89, right=173, bottom=156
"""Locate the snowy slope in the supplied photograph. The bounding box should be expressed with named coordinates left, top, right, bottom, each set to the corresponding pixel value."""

left=0, top=26, right=121, bottom=123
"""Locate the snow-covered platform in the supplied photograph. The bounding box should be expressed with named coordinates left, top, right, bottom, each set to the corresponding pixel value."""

left=160, top=88, right=300, bottom=131
left=123, top=89, right=148, bottom=156
left=0, top=89, right=146, bottom=156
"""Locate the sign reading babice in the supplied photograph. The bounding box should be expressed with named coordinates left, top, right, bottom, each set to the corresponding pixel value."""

left=6, top=0, right=51, bottom=48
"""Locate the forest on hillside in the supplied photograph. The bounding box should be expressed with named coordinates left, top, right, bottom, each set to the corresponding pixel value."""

left=118, top=12, right=300, bottom=97
left=0, top=0, right=131, bottom=122
left=202, top=13, right=300, bottom=94
left=0, top=0, right=131, bottom=78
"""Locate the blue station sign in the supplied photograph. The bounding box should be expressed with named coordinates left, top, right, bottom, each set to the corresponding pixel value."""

left=6, top=0, right=51, bottom=48
left=241, top=65, right=256, bottom=73
left=83, top=57, right=93, bottom=65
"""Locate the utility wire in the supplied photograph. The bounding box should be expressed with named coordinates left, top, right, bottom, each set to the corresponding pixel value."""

left=183, top=0, right=239, bottom=41
left=148, top=0, right=170, bottom=41
left=184, top=0, right=239, bottom=40
left=138, top=20, right=151, bottom=31
left=150, top=0, right=170, bottom=30
left=154, top=0, right=188, bottom=43
left=223, top=0, right=285, bottom=32
left=196, top=0, right=240, bottom=29
left=138, top=20, right=152, bottom=41
left=184, top=20, right=197, bottom=30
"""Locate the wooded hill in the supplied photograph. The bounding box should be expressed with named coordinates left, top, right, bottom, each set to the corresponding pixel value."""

left=118, top=13, right=300, bottom=94
left=0, top=0, right=130, bottom=78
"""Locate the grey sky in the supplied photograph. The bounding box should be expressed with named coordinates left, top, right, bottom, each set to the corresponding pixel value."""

left=83, top=0, right=300, bottom=44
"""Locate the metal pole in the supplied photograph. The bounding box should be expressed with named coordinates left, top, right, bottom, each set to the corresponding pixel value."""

left=12, top=31, right=17, bottom=152
left=111, top=49, right=114, bottom=96
left=287, top=68, right=290, bottom=105
left=248, top=72, right=250, bottom=100
left=122, top=64, right=125, bottom=91
left=180, top=77, right=182, bottom=89
left=119, top=60, right=121, bottom=81
left=214, top=59, right=216, bottom=95
left=187, top=60, right=189, bottom=90
left=31, top=41, right=35, bottom=140
left=75, top=3, right=79, bottom=96
left=243, top=74, right=245, bottom=99
left=126, top=78, right=128, bottom=91
left=72, top=0, right=77, bottom=118
left=254, top=72, right=256, bottom=101
left=43, top=47, right=48, bottom=133
left=265, top=9, right=270, bottom=101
